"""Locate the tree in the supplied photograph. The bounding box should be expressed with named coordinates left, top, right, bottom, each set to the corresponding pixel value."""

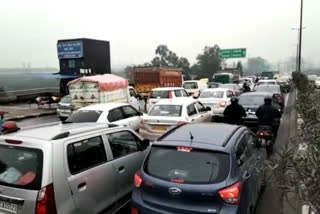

left=245, top=57, right=270, bottom=76
left=193, top=45, right=221, bottom=79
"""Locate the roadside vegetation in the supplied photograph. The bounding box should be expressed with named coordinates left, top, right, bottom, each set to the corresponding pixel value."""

left=267, top=71, right=320, bottom=213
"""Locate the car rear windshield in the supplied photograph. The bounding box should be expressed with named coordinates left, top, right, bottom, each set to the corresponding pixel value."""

left=200, top=91, right=224, bottom=98
left=145, top=146, right=230, bottom=184
left=149, top=105, right=182, bottom=117
left=255, top=86, right=280, bottom=93
left=183, top=82, right=198, bottom=89
left=150, top=91, right=169, bottom=99
left=239, top=96, right=265, bottom=106
left=219, top=84, right=234, bottom=89
left=66, top=110, right=102, bottom=123
left=0, top=145, right=43, bottom=190
left=60, top=95, right=72, bottom=104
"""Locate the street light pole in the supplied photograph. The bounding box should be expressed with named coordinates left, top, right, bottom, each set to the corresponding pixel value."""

left=298, top=0, right=304, bottom=73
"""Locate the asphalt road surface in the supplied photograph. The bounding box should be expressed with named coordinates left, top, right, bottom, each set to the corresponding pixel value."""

left=14, top=92, right=296, bottom=214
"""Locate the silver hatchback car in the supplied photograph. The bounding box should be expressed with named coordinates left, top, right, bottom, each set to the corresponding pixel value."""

left=0, top=122, right=150, bottom=214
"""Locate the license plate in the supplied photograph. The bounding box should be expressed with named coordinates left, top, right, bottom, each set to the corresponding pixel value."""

left=0, top=201, right=18, bottom=214
left=152, top=126, right=168, bottom=131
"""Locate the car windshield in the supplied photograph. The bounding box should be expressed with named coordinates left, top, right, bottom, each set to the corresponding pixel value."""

left=0, top=145, right=43, bottom=190
left=200, top=91, right=224, bottom=98
left=60, top=95, right=72, bottom=104
left=66, top=110, right=102, bottom=122
left=150, top=91, right=169, bottom=99
left=220, top=84, right=234, bottom=89
left=239, top=95, right=266, bottom=106
left=208, top=83, right=219, bottom=88
left=149, top=105, right=182, bottom=117
left=145, top=146, right=230, bottom=184
left=256, top=86, right=280, bottom=93
left=183, top=82, right=198, bottom=89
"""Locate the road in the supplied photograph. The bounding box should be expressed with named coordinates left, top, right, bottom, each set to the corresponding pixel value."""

left=14, top=92, right=296, bottom=214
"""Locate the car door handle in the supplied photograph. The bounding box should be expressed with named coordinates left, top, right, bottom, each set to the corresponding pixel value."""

left=117, top=166, right=126, bottom=174
left=78, top=182, right=87, bottom=192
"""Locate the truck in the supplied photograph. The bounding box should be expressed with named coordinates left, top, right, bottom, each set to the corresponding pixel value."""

left=133, top=66, right=183, bottom=97
left=261, top=71, right=274, bottom=79
left=57, top=74, right=140, bottom=120
left=213, top=68, right=241, bottom=84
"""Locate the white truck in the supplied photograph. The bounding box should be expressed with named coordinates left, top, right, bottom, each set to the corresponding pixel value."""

left=57, top=74, right=140, bottom=121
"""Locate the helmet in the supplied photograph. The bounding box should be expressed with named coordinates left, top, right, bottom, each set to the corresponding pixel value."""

left=231, top=97, right=239, bottom=104
left=264, top=96, right=272, bottom=105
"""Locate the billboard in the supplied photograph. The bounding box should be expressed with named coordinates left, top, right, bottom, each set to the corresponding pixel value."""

left=57, top=41, right=83, bottom=59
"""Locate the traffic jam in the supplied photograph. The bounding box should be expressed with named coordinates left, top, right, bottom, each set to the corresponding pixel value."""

left=0, top=67, right=292, bottom=214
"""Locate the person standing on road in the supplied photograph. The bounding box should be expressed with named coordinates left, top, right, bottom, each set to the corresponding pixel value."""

left=256, top=96, right=282, bottom=138
left=223, top=97, right=247, bottom=125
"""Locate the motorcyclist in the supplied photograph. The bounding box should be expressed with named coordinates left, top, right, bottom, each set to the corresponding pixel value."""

left=223, top=97, right=247, bottom=125
left=242, top=81, right=250, bottom=92
left=256, top=96, right=282, bottom=138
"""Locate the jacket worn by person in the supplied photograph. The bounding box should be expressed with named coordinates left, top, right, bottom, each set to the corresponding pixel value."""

left=256, top=103, right=281, bottom=126
left=223, top=103, right=247, bottom=125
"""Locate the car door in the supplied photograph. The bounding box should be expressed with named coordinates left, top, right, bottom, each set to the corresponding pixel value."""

left=186, top=103, right=200, bottom=123
left=65, top=135, right=117, bottom=214
left=106, top=131, right=146, bottom=200
left=107, top=107, right=127, bottom=127
left=195, top=101, right=212, bottom=122
left=121, top=105, right=142, bottom=131
left=235, top=134, right=256, bottom=213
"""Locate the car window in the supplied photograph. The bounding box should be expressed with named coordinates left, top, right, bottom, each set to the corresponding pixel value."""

left=107, top=131, right=139, bottom=159
left=236, top=137, right=252, bottom=166
left=174, top=90, right=182, bottom=97
left=239, top=96, right=265, bottom=106
left=150, top=91, right=169, bottom=99
left=149, top=105, right=182, bottom=117
left=187, top=104, right=197, bottom=116
left=122, top=105, right=139, bottom=118
left=108, top=108, right=125, bottom=122
left=129, top=88, right=137, bottom=97
left=67, top=136, right=107, bottom=174
left=195, top=102, right=207, bottom=112
left=181, top=90, right=189, bottom=97
left=183, top=82, right=198, bottom=89
left=200, top=91, right=224, bottom=98
left=0, top=145, right=43, bottom=190
left=227, top=91, right=233, bottom=98
left=145, top=146, right=230, bottom=184
left=66, top=110, right=102, bottom=123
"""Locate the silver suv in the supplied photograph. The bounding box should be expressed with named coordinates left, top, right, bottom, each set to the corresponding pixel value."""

left=0, top=122, right=150, bottom=214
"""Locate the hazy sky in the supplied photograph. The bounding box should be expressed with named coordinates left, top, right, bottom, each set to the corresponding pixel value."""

left=1, top=0, right=319, bottom=69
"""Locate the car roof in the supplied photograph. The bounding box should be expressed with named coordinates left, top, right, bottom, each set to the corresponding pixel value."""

left=202, top=88, right=230, bottom=92
left=154, top=98, right=195, bottom=106
left=152, top=87, right=184, bottom=91
left=79, top=103, right=129, bottom=111
left=239, top=92, right=273, bottom=97
left=256, top=84, right=280, bottom=88
left=0, top=122, right=116, bottom=141
left=156, top=123, right=243, bottom=152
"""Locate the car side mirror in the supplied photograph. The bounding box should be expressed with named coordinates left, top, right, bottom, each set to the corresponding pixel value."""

left=140, top=139, right=150, bottom=151
left=135, top=94, right=142, bottom=99
left=206, top=107, right=211, bottom=111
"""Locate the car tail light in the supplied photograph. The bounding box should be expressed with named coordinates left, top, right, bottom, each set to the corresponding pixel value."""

left=169, top=91, right=174, bottom=99
left=5, top=139, right=22, bottom=144
left=219, top=182, right=242, bottom=204
left=171, top=179, right=185, bottom=183
left=131, top=207, right=139, bottom=214
left=177, top=121, right=186, bottom=125
left=134, top=173, right=143, bottom=188
left=36, top=183, right=57, bottom=214
left=274, top=94, right=283, bottom=101
left=258, top=131, right=264, bottom=137
left=219, top=101, right=227, bottom=107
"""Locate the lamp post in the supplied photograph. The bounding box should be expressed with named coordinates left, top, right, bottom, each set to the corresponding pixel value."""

left=291, top=26, right=305, bottom=73
left=298, top=0, right=304, bottom=73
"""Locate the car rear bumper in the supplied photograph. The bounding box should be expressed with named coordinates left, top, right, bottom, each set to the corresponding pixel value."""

left=139, top=128, right=164, bottom=141
left=132, top=190, right=240, bottom=214
left=57, top=109, right=72, bottom=118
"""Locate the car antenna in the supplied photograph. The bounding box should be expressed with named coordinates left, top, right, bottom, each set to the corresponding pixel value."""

left=189, top=131, right=194, bottom=146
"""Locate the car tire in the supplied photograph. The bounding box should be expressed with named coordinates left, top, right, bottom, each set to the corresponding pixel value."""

left=59, top=117, right=67, bottom=122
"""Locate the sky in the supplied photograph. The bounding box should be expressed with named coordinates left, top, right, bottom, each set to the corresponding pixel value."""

left=1, top=0, right=319, bottom=70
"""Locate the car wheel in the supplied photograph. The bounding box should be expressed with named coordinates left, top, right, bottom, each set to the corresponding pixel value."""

left=59, top=117, right=67, bottom=122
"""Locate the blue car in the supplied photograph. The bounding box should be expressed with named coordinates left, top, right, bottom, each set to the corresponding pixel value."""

left=132, top=123, right=266, bottom=214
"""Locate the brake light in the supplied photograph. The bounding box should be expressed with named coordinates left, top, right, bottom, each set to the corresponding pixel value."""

left=219, top=101, right=227, bottom=107
left=131, top=207, right=139, bottom=214
left=5, top=139, right=22, bottom=144
left=36, top=183, right=57, bottom=214
left=169, top=91, right=174, bottom=99
left=171, top=179, right=185, bottom=183
left=134, top=173, right=143, bottom=188
left=219, top=182, right=242, bottom=204
left=177, top=147, right=193, bottom=152
left=258, top=132, right=264, bottom=136
left=177, top=121, right=186, bottom=125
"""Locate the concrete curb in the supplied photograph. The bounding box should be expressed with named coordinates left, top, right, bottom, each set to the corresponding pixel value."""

left=5, top=110, right=57, bottom=121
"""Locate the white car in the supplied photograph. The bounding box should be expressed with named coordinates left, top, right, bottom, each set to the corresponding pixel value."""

left=315, top=78, right=320, bottom=89
left=198, top=88, right=233, bottom=117
left=140, top=98, right=213, bottom=141
left=147, top=87, right=190, bottom=111
left=183, top=80, right=208, bottom=98
left=66, top=103, right=143, bottom=131
left=256, top=79, right=278, bottom=86
left=239, top=78, right=255, bottom=91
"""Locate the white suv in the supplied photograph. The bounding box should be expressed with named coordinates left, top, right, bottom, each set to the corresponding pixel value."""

left=0, top=122, right=149, bottom=214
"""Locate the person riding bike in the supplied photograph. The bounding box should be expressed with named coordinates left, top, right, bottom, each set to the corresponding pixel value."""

left=256, top=96, right=282, bottom=138
left=223, top=97, right=247, bottom=125
left=242, top=81, right=250, bottom=93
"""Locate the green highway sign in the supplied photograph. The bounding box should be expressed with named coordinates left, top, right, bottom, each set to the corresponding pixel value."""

left=219, top=48, right=247, bottom=59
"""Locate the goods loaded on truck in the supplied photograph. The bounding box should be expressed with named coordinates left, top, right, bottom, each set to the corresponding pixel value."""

left=133, top=66, right=183, bottom=98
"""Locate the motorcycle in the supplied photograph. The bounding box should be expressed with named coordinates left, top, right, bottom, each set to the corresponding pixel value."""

left=256, top=125, right=274, bottom=155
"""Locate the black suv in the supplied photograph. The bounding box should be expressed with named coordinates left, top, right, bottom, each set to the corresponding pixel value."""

left=132, top=123, right=267, bottom=214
